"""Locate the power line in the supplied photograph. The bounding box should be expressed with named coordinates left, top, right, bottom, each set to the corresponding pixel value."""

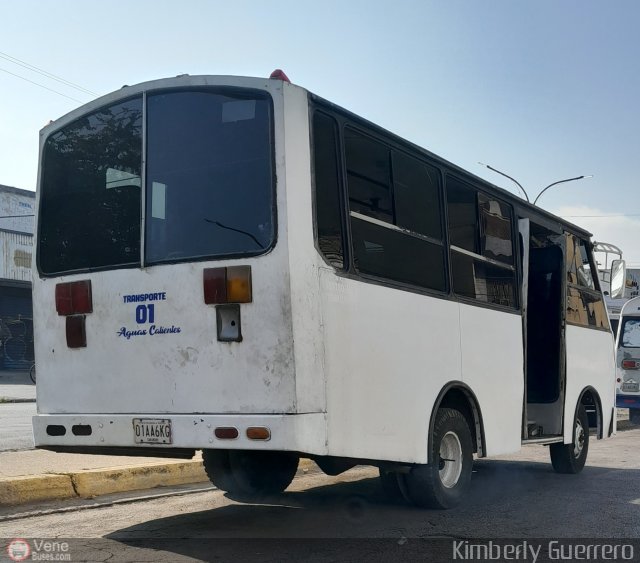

left=0, top=66, right=83, bottom=103
left=0, top=51, right=97, bottom=96
left=563, top=214, right=640, bottom=218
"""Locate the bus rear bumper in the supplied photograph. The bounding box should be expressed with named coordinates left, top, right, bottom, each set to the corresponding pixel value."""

left=33, top=413, right=328, bottom=456
left=616, top=394, right=640, bottom=409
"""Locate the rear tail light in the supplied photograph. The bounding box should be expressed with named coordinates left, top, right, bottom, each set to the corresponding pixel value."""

left=56, top=280, right=92, bottom=315
left=203, top=266, right=252, bottom=304
left=66, top=315, right=87, bottom=348
left=246, top=426, right=271, bottom=441
left=214, top=427, right=239, bottom=440
left=621, top=359, right=640, bottom=370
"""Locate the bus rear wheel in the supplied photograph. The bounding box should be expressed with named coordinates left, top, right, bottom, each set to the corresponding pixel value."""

left=203, top=449, right=299, bottom=495
left=202, top=449, right=238, bottom=493
left=550, top=403, right=589, bottom=474
left=402, top=408, right=473, bottom=509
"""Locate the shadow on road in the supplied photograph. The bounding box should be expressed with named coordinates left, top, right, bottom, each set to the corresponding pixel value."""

left=104, top=459, right=640, bottom=561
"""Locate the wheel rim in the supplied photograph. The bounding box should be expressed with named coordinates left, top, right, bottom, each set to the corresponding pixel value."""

left=439, top=431, right=463, bottom=488
left=573, top=418, right=585, bottom=458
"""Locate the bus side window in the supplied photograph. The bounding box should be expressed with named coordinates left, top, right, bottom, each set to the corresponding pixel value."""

left=446, top=178, right=517, bottom=309
left=312, top=112, right=344, bottom=269
left=344, top=128, right=446, bottom=292
left=565, top=234, right=608, bottom=329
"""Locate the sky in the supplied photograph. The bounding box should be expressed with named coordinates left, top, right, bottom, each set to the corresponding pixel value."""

left=1, top=0, right=640, bottom=264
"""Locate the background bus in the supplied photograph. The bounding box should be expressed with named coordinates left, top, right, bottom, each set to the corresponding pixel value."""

left=615, top=296, right=640, bottom=424
left=593, top=241, right=637, bottom=335
left=32, top=71, right=619, bottom=509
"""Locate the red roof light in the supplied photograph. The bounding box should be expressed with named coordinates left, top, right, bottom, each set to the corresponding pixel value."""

left=269, top=69, right=290, bottom=83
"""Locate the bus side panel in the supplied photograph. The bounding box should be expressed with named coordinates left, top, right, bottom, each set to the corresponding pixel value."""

left=282, top=84, right=326, bottom=414
left=458, top=303, right=524, bottom=456
left=564, top=325, right=616, bottom=440
left=320, top=271, right=461, bottom=464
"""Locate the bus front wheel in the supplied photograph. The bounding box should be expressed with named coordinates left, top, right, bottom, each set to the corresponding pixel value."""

left=402, top=408, right=473, bottom=509
left=550, top=403, right=589, bottom=474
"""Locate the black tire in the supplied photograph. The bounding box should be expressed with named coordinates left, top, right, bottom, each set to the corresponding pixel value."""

left=202, top=449, right=239, bottom=492
left=550, top=403, right=589, bottom=474
left=228, top=450, right=299, bottom=495
left=29, top=364, right=36, bottom=384
left=403, top=408, right=473, bottom=509
left=629, top=408, right=640, bottom=426
left=378, top=468, right=405, bottom=501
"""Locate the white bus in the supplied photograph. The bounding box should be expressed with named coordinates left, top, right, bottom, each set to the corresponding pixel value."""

left=32, top=71, right=620, bottom=509
left=615, top=296, right=640, bottom=424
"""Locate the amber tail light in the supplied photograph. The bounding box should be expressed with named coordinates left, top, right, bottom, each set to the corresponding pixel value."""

left=203, top=266, right=252, bottom=304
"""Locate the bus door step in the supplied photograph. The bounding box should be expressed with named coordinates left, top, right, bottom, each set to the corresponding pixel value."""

left=527, top=423, right=543, bottom=437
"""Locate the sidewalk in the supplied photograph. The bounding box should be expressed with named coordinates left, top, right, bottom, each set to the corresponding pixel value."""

left=0, top=371, right=208, bottom=506
left=0, top=370, right=36, bottom=403
left=0, top=449, right=207, bottom=506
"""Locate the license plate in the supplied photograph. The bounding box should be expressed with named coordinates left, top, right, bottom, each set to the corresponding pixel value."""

left=622, top=382, right=639, bottom=393
left=132, top=418, right=172, bottom=444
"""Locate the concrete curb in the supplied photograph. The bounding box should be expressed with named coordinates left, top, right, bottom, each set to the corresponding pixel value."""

left=0, top=398, right=36, bottom=404
left=0, top=457, right=317, bottom=506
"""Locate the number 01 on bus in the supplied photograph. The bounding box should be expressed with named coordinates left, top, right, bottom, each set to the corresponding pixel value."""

left=32, top=70, right=621, bottom=509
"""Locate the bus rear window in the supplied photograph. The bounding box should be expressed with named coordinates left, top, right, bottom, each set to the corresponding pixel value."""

left=145, top=90, right=274, bottom=264
left=39, top=97, right=143, bottom=275
left=38, top=89, right=274, bottom=275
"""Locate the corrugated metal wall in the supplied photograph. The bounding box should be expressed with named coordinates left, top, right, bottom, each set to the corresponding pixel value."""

left=0, top=230, right=33, bottom=281
left=0, top=187, right=36, bottom=371
left=0, top=228, right=34, bottom=370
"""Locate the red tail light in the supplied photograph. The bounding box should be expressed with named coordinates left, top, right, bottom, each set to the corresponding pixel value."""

left=56, top=281, right=92, bottom=315
left=621, top=359, right=640, bottom=370
left=66, top=315, right=87, bottom=348
left=203, top=268, right=227, bottom=304
left=214, top=427, right=239, bottom=440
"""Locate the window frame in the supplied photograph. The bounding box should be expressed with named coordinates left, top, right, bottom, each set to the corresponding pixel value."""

left=445, top=173, right=519, bottom=312
left=343, top=123, right=449, bottom=295
left=564, top=233, right=610, bottom=332
left=309, top=99, right=525, bottom=314
left=310, top=109, right=347, bottom=270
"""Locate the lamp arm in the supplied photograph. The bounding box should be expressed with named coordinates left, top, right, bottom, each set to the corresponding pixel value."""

left=480, top=163, right=530, bottom=202
left=533, top=176, right=587, bottom=205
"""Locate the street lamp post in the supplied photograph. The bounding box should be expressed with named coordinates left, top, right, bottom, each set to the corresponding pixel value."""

left=478, top=163, right=593, bottom=205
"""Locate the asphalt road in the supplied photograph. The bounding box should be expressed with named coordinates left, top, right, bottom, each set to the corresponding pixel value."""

left=0, top=402, right=35, bottom=451
left=1, top=427, right=638, bottom=562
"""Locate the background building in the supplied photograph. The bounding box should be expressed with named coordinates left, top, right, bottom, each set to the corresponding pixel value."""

left=0, top=184, right=35, bottom=370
